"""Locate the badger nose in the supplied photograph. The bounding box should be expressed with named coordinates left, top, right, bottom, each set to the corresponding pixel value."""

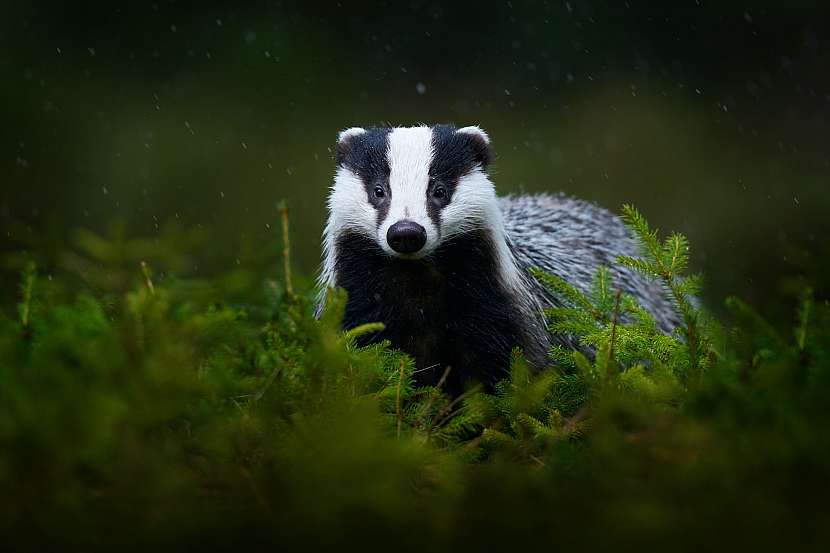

left=387, top=221, right=427, bottom=254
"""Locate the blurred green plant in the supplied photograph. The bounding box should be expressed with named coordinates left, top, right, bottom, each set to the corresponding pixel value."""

left=0, top=205, right=828, bottom=551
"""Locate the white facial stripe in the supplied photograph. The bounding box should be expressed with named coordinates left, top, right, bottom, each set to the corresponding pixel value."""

left=378, top=126, right=439, bottom=257
left=441, top=169, right=493, bottom=240
left=319, top=166, right=376, bottom=289
left=327, top=166, right=377, bottom=237
left=441, top=170, right=526, bottom=295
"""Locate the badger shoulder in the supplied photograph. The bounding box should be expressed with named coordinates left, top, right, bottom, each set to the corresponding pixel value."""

left=498, top=193, right=682, bottom=333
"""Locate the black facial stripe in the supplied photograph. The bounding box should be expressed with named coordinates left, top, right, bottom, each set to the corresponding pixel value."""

left=336, top=127, right=392, bottom=226
left=427, top=124, right=492, bottom=225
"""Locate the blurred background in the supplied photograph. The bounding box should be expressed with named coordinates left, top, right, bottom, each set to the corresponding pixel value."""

left=2, top=0, right=828, bottom=317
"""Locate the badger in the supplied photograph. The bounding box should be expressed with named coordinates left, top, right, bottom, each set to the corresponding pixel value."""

left=319, top=124, right=680, bottom=395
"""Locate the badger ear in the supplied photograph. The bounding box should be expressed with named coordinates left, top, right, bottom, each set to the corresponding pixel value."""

left=456, top=125, right=492, bottom=169
left=335, top=127, right=366, bottom=166
left=457, top=125, right=490, bottom=145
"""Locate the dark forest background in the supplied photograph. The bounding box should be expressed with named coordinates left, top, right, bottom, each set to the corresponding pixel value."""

left=2, top=0, right=828, bottom=315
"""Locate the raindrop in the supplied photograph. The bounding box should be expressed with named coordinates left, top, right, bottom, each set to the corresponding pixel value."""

left=416, top=82, right=427, bottom=95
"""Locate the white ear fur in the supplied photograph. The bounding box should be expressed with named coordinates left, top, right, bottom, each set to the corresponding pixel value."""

left=457, top=125, right=490, bottom=145
left=338, top=127, right=367, bottom=143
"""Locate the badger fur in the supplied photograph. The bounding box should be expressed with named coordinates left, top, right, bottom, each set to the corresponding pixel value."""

left=319, top=124, right=680, bottom=395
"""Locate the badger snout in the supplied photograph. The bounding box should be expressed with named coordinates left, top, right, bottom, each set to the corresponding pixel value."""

left=387, top=221, right=427, bottom=255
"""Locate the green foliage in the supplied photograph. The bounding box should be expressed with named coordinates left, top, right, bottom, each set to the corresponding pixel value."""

left=1, top=207, right=829, bottom=551
left=617, top=204, right=714, bottom=382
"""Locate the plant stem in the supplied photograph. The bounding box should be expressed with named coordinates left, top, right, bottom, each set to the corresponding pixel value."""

left=20, top=262, right=36, bottom=330
left=416, top=365, right=452, bottom=428
left=607, top=288, right=622, bottom=378
left=278, top=201, right=293, bottom=298
left=428, top=384, right=483, bottom=436
left=396, top=359, right=405, bottom=439
left=140, top=261, right=155, bottom=295
left=255, top=364, right=283, bottom=402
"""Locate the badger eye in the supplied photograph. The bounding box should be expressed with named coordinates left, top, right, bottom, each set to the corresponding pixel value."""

left=432, top=186, right=447, bottom=199
left=373, top=186, right=385, bottom=199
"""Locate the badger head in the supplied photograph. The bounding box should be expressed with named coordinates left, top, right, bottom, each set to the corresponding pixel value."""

left=323, top=124, right=496, bottom=265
